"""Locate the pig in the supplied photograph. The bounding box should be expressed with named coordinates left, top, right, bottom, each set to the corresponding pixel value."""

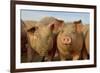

left=21, top=20, right=28, bottom=52
left=57, top=20, right=84, bottom=60
left=85, top=30, right=89, bottom=54
left=80, top=24, right=89, bottom=59
left=82, top=24, right=89, bottom=54
left=21, top=20, right=40, bottom=62
left=21, top=20, right=28, bottom=62
left=25, top=17, right=64, bottom=61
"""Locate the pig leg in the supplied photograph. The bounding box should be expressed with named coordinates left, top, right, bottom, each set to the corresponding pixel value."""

left=57, top=47, right=70, bottom=61
left=72, top=54, right=80, bottom=60
left=44, top=47, right=56, bottom=61
left=59, top=53, right=67, bottom=61
left=71, top=51, right=80, bottom=60
left=58, top=50, right=70, bottom=61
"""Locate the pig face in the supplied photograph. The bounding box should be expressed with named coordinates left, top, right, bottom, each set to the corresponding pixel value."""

left=27, top=25, right=53, bottom=57
left=60, top=23, right=76, bottom=44
left=26, top=17, right=64, bottom=57
left=57, top=20, right=83, bottom=60
left=21, top=20, right=39, bottom=62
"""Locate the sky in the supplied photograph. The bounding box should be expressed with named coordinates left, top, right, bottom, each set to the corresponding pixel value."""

left=21, top=9, right=90, bottom=24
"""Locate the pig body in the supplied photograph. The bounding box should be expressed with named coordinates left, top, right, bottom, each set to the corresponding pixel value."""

left=83, top=24, right=89, bottom=54
left=85, top=30, right=89, bottom=54
left=81, top=24, right=89, bottom=59
left=57, top=21, right=84, bottom=60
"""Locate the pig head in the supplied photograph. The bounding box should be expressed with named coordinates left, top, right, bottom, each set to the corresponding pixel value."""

left=21, top=20, right=39, bottom=62
left=26, top=17, right=64, bottom=61
left=57, top=20, right=84, bottom=60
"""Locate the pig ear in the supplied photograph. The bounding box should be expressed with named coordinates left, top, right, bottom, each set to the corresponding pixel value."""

left=21, top=20, right=37, bottom=31
left=74, top=20, right=83, bottom=33
left=27, top=27, right=38, bottom=33
left=48, top=20, right=64, bottom=31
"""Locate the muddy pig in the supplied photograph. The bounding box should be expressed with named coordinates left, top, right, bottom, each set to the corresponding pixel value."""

left=57, top=20, right=84, bottom=60
left=26, top=17, right=64, bottom=61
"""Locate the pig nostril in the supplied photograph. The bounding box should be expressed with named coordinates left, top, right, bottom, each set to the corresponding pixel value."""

left=67, top=38, right=69, bottom=41
left=63, top=38, right=66, bottom=41
left=62, top=36, right=71, bottom=44
left=64, top=38, right=69, bottom=42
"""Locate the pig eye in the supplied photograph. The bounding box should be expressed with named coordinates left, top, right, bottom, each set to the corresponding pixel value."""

left=72, top=31, right=75, bottom=33
left=27, top=27, right=38, bottom=33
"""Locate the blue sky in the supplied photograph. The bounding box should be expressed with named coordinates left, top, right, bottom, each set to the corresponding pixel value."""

left=21, top=10, right=90, bottom=24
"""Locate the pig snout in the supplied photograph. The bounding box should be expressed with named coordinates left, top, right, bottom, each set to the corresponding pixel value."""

left=61, top=36, right=72, bottom=45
